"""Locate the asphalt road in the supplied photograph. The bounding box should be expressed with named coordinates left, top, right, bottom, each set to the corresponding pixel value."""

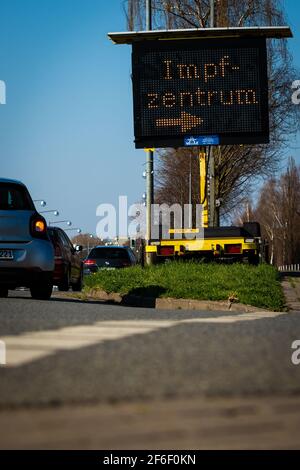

left=0, top=290, right=300, bottom=448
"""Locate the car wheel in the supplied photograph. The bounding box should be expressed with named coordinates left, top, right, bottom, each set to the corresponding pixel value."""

left=30, top=281, right=53, bottom=300
left=0, top=287, right=8, bottom=298
left=72, top=268, right=83, bottom=292
left=58, top=268, right=70, bottom=292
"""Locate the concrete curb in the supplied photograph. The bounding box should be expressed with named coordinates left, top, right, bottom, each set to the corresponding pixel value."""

left=281, top=277, right=300, bottom=311
left=81, top=289, right=270, bottom=313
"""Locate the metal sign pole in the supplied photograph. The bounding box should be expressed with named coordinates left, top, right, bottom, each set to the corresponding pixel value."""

left=210, top=0, right=215, bottom=27
left=145, top=0, right=154, bottom=264
left=208, top=0, right=215, bottom=227
left=189, top=154, right=192, bottom=227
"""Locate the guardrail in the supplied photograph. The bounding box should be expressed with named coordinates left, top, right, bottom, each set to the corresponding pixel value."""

left=278, top=264, right=300, bottom=272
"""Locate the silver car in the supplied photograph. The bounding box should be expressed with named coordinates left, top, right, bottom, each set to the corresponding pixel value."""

left=0, top=178, right=54, bottom=299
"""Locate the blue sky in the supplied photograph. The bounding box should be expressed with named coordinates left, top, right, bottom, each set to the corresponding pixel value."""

left=0, top=0, right=299, bottom=235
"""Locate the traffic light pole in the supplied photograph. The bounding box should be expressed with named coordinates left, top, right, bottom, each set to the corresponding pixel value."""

left=145, top=0, right=154, bottom=265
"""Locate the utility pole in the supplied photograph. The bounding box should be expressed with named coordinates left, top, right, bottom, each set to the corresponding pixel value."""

left=145, top=0, right=154, bottom=265
left=208, top=0, right=216, bottom=227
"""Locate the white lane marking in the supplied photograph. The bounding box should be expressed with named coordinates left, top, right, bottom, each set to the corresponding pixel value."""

left=183, top=311, right=288, bottom=324
left=2, top=321, right=175, bottom=367
left=1, top=311, right=287, bottom=367
left=0, top=340, right=6, bottom=365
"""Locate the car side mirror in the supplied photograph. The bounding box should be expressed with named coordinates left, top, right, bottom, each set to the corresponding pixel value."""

left=75, top=245, right=83, bottom=252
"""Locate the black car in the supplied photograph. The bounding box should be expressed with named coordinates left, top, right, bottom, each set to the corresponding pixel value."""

left=83, top=245, right=136, bottom=274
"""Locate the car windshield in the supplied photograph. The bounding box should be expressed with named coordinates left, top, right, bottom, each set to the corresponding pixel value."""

left=0, top=183, right=34, bottom=211
left=89, top=248, right=129, bottom=260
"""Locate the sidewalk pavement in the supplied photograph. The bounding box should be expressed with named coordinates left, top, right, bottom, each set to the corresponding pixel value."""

left=282, top=276, right=300, bottom=311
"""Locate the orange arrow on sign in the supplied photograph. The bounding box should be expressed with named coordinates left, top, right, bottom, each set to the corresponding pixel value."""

left=156, top=112, right=203, bottom=133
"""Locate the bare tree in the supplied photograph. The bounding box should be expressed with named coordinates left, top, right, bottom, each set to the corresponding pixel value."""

left=276, top=158, right=300, bottom=265
left=71, top=233, right=104, bottom=258
left=126, top=0, right=300, bottom=223
left=255, top=178, right=280, bottom=265
left=236, top=158, right=300, bottom=266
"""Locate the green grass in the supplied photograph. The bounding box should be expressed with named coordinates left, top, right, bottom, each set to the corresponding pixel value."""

left=83, top=262, right=286, bottom=311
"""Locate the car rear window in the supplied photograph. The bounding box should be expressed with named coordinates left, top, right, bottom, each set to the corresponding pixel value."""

left=0, top=183, right=34, bottom=211
left=89, top=248, right=129, bottom=260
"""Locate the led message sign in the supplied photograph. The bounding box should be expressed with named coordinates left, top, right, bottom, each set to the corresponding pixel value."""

left=132, top=38, right=269, bottom=148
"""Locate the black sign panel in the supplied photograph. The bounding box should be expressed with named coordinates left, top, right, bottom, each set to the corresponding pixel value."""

left=132, top=38, right=269, bottom=148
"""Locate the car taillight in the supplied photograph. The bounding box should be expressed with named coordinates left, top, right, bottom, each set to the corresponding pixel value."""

left=84, top=259, right=97, bottom=265
left=30, top=214, right=48, bottom=240
left=54, top=245, right=63, bottom=260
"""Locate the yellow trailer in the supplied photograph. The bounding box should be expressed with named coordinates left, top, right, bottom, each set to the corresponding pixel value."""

left=145, top=151, right=261, bottom=265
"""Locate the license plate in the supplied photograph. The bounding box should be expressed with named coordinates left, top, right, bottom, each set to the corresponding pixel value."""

left=0, top=250, right=14, bottom=260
